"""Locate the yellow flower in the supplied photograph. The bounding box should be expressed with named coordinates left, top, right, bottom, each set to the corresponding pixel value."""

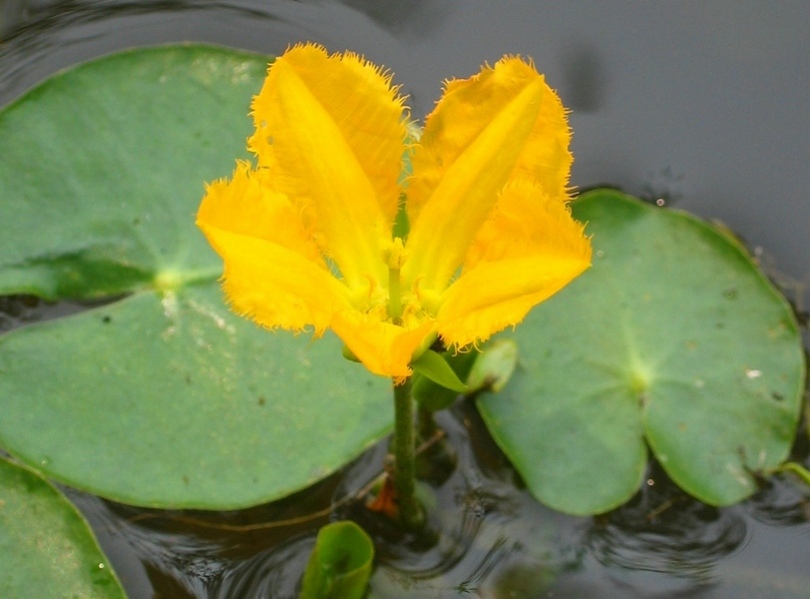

left=197, top=43, right=591, bottom=381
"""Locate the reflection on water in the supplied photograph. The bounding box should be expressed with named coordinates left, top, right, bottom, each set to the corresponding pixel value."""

left=335, top=0, right=454, bottom=38
left=560, top=43, right=605, bottom=114
left=210, top=538, right=311, bottom=599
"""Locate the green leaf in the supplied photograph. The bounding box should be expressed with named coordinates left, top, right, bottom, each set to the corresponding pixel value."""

left=0, top=456, right=126, bottom=599
left=300, top=521, right=374, bottom=599
left=0, top=45, right=390, bottom=509
left=412, top=350, right=477, bottom=412
left=411, top=350, right=468, bottom=393
left=477, top=189, right=805, bottom=515
left=0, top=45, right=261, bottom=299
left=412, top=339, right=516, bottom=413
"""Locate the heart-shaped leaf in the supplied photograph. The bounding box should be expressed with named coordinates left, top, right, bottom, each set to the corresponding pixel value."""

left=0, top=45, right=391, bottom=509
left=477, top=189, right=805, bottom=515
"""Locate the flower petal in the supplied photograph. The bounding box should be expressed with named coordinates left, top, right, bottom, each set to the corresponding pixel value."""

left=197, top=162, right=321, bottom=261
left=197, top=163, right=349, bottom=332
left=332, top=311, right=436, bottom=381
left=249, top=43, right=407, bottom=292
left=437, top=179, right=591, bottom=347
left=403, top=56, right=572, bottom=293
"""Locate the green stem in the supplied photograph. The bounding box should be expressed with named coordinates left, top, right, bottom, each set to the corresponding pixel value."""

left=773, top=461, right=810, bottom=486
left=392, top=378, right=423, bottom=530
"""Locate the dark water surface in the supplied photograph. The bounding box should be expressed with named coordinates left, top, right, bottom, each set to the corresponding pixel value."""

left=1, top=2, right=809, bottom=598
left=2, top=1, right=808, bottom=282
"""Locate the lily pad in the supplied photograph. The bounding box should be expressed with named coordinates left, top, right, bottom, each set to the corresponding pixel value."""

left=477, top=189, right=805, bottom=515
left=0, top=45, right=390, bottom=509
left=0, top=456, right=126, bottom=599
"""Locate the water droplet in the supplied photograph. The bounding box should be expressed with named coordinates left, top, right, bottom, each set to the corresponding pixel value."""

left=596, top=249, right=605, bottom=258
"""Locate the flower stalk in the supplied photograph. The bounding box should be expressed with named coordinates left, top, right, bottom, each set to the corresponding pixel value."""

left=392, top=377, right=423, bottom=530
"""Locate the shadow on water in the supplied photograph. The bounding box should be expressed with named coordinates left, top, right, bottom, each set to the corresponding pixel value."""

left=2, top=1, right=810, bottom=597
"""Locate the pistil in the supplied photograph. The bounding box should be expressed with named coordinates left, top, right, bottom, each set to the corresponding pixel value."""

left=386, top=237, right=406, bottom=324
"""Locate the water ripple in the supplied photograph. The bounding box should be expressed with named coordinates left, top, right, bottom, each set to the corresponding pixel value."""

left=586, top=461, right=748, bottom=593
